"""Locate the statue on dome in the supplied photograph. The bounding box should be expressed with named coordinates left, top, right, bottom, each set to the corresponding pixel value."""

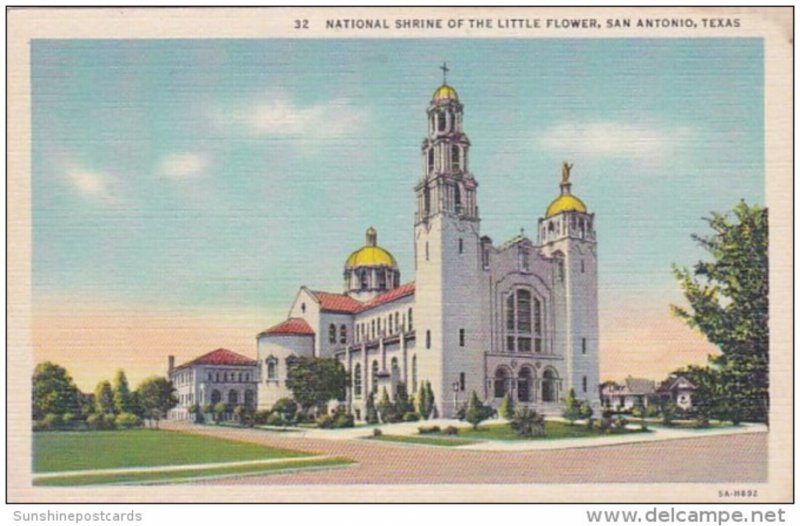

left=561, top=161, right=573, bottom=184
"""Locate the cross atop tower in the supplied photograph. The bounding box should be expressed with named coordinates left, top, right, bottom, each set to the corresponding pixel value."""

left=440, top=61, right=449, bottom=84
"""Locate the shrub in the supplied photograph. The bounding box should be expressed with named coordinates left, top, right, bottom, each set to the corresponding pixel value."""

left=316, top=414, right=334, bottom=429
left=104, top=413, right=117, bottom=429
left=443, top=425, right=459, bottom=435
left=41, top=413, right=63, bottom=430
left=613, top=416, right=629, bottom=431
left=465, top=391, right=493, bottom=429
left=213, top=402, right=227, bottom=424
left=116, top=412, right=141, bottom=429
left=579, top=401, right=594, bottom=422
left=62, top=412, right=78, bottom=427
left=372, top=428, right=383, bottom=437
left=365, top=391, right=379, bottom=424
left=402, top=412, right=420, bottom=422
left=266, top=412, right=284, bottom=426
left=694, top=414, right=710, bottom=429
left=253, top=410, right=271, bottom=425
left=333, top=412, right=355, bottom=428
left=418, top=425, right=441, bottom=434
left=271, top=398, right=299, bottom=424
left=510, top=406, right=546, bottom=438
left=86, top=413, right=103, bottom=430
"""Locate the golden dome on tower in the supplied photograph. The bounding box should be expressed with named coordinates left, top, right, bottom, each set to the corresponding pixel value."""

left=432, top=84, right=459, bottom=102
left=545, top=161, right=588, bottom=218
left=345, top=227, right=398, bottom=268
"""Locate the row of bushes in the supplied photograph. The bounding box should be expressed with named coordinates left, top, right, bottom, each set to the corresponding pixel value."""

left=33, top=412, right=143, bottom=432
left=418, top=425, right=459, bottom=435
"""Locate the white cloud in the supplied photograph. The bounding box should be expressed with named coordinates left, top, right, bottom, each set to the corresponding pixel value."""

left=159, top=152, right=211, bottom=179
left=539, top=121, right=695, bottom=159
left=216, top=93, right=366, bottom=139
left=66, top=167, right=117, bottom=204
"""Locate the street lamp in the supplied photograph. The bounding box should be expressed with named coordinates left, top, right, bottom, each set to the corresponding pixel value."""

left=452, top=381, right=460, bottom=417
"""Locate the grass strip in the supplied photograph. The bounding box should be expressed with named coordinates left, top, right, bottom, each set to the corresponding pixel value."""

left=34, top=457, right=353, bottom=486
left=368, top=434, right=477, bottom=447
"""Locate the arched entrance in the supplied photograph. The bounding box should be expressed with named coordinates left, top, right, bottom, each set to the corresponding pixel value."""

left=518, top=366, right=533, bottom=402
left=542, top=368, right=558, bottom=403
left=211, top=390, right=221, bottom=404
left=494, top=367, right=511, bottom=399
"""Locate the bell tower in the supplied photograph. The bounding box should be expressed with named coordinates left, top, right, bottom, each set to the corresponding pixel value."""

left=414, top=64, right=484, bottom=417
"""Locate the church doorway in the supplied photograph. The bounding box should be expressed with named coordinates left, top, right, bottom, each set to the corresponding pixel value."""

left=494, top=367, right=510, bottom=399
left=542, top=369, right=558, bottom=402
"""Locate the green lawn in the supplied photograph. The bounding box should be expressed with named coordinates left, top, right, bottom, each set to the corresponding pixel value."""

left=34, top=457, right=353, bottom=486
left=368, top=434, right=477, bottom=447
left=34, top=429, right=306, bottom=473
left=457, top=421, right=646, bottom=441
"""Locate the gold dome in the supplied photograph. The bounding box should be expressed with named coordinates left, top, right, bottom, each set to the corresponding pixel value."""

left=345, top=227, right=397, bottom=268
left=546, top=194, right=587, bottom=218
left=432, top=84, right=459, bottom=102
left=345, top=246, right=398, bottom=268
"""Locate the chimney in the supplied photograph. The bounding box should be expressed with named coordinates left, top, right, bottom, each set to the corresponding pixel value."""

left=168, top=355, right=175, bottom=374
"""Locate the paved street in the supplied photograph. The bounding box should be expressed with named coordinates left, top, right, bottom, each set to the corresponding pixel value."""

left=163, top=421, right=767, bottom=485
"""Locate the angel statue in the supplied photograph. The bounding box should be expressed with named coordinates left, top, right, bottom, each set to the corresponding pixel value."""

left=561, top=161, right=574, bottom=184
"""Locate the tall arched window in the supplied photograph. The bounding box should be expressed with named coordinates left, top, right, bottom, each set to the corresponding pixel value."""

left=427, top=149, right=434, bottom=175
left=354, top=364, right=362, bottom=398
left=494, top=367, right=509, bottom=399
left=339, top=324, right=347, bottom=344
left=408, top=308, right=413, bottom=331
left=454, top=184, right=462, bottom=212
left=506, top=289, right=534, bottom=353
left=391, top=357, right=400, bottom=381
left=437, top=111, right=446, bottom=132
left=411, top=355, right=418, bottom=393
left=266, top=359, right=277, bottom=381
left=424, top=185, right=431, bottom=214
left=542, top=369, right=558, bottom=402
left=328, top=324, right=336, bottom=344
left=360, top=270, right=369, bottom=289
left=244, top=390, right=255, bottom=408
left=228, top=390, right=238, bottom=405
left=452, top=144, right=461, bottom=171
left=534, top=298, right=543, bottom=352
left=518, top=367, right=533, bottom=402
left=371, top=361, right=379, bottom=394
left=378, top=272, right=387, bottom=290
left=211, top=390, right=221, bottom=404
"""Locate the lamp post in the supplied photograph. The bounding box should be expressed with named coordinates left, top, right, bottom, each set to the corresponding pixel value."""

left=452, top=381, right=460, bottom=418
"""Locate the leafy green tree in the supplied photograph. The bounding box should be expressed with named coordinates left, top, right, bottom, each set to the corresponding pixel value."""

left=135, top=376, right=178, bottom=429
left=579, top=401, right=594, bottom=422
left=376, top=387, right=395, bottom=423
left=394, top=382, right=414, bottom=416
left=213, top=402, right=227, bottom=424
left=112, top=370, right=134, bottom=414
left=94, top=380, right=115, bottom=415
left=32, top=362, right=81, bottom=419
left=498, top=392, right=514, bottom=420
left=286, top=357, right=347, bottom=415
left=562, top=388, right=581, bottom=425
left=464, top=391, right=492, bottom=430
left=424, top=381, right=436, bottom=418
left=78, top=392, right=96, bottom=417
left=415, top=382, right=430, bottom=419
left=672, top=201, right=768, bottom=424
left=510, top=406, right=546, bottom=438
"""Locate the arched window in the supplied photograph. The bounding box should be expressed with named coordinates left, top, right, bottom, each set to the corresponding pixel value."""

left=354, top=364, right=362, bottom=398
left=518, top=367, right=533, bottom=402
left=228, top=390, right=238, bottom=405
left=329, top=324, right=336, bottom=344
left=452, top=144, right=461, bottom=171
left=395, top=312, right=400, bottom=332
left=494, top=367, right=509, bottom=399
left=371, top=361, right=379, bottom=394
left=424, top=185, right=431, bottom=215
left=388, top=315, right=393, bottom=334
left=360, top=270, right=369, bottom=289
left=437, top=111, right=446, bottom=132
left=378, top=272, right=387, bottom=290
left=426, top=330, right=431, bottom=349
left=266, top=359, right=277, bottom=381
left=411, top=355, right=418, bottom=393
left=542, top=369, right=558, bottom=402
left=244, top=390, right=255, bottom=408
left=454, top=184, right=462, bottom=212
left=215, top=372, right=220, bottom=383
left=427, top=149, right=434, bottom=175
left=339, top=324, right=347, bottom=344
left=408, top=308, right=413, bottom=331
left=371, top=319, right=376, bottom=339
left=391, top=357, right=399, bottom=379
left=211, top=390, right=221, bottom=404
left=582, top=375, right=588, bottom=393
left=534, top=298, right=543, bottom=352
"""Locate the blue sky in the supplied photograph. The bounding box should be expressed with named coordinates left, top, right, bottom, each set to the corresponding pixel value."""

left=31, top=38, right=763, bottom=386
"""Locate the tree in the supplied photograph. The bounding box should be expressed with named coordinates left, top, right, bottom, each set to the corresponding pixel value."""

left=464, top=391, right=492, bottom=430
left=285, top=357, right=347, bottom=414
left=562, top=388, right=581, bottom=425
left=94, top=380, right=115, bottom=415
left=376, top=387, right=395, bottom=423
left=365, top=391, right=379, bottom=424
left=135, top=376, right=177, bottom=429
left=510, top=406, right=546, bottom=438
left=425, top=381, right=436, bottom=418
left=498, top=392, right=515, bottom=420
left=672, top=201, right=768, bottom=424
left=416, top=382, right=430, bottom=419
left=112, top=370, right=134, bottom=414
left=213, top=402, right=227, bottom=424
left=394, top=382, right=414, bottom=416
left=32, top=362, right=81, bottom=420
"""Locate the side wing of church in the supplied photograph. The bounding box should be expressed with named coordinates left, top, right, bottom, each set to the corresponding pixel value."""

left=256, top=77, right=600, bottom=419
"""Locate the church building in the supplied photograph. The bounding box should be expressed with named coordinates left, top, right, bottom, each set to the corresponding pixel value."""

left=257, top=72, right=600, bottom=419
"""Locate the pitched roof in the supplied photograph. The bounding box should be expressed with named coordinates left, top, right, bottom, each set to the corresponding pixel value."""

left=176, top=348, right=257, bottom=369
left=259, top=317, right=315, bottom=337
left=310, top=291, right=363, bottom=314
left=657, top=375, right=697, bottom=393
left=624, top=377, right=656, bottom=395
left=357, top=282, right=415, bottom=313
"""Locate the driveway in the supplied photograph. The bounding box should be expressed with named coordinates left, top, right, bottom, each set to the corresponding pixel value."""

left=163, top=421, right=767, bottom=485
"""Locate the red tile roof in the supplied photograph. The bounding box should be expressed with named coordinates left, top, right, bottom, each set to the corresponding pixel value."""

left=259, top=317, right=315, bottom=337
left=310, top=291, right=363, bottom=314
left=357, top=282, right=415, bottom=312
left=176, top=348, right=257, bottom=369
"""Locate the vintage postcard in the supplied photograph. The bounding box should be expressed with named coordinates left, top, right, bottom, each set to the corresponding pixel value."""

left=6, top=6, right=793, bottom=504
